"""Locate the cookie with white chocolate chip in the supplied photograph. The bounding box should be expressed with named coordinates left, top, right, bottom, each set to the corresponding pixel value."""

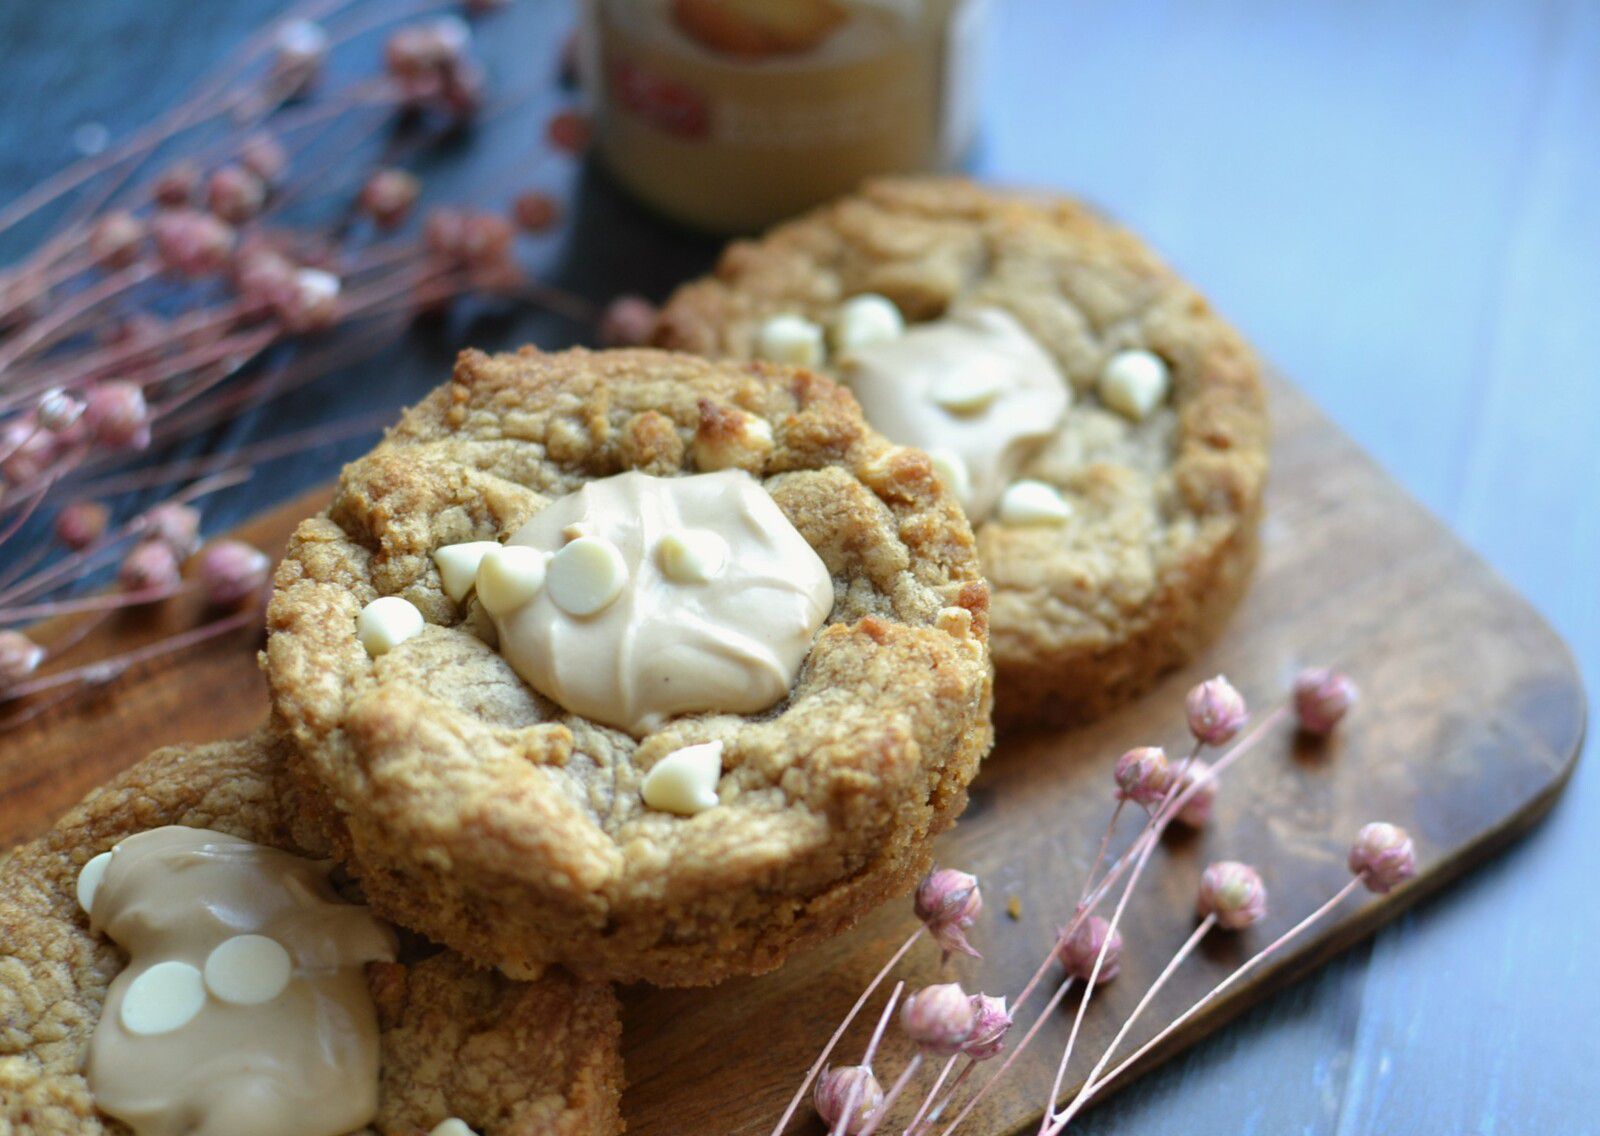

left=0, top=730, right=625, bottom=1136
left=263, top=346, right=992, bottom=987
left=656, top=177, right=1269, bottom=727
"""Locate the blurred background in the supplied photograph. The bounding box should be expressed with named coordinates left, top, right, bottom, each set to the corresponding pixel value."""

left=1, top=0, right=1595, bottom=1130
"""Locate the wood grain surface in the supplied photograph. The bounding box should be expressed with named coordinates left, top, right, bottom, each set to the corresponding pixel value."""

left=0, top=373, right=1583, bottom=1133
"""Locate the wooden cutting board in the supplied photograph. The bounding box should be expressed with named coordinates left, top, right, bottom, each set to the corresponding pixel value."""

left=0, top=375, right=1584, bottom=1135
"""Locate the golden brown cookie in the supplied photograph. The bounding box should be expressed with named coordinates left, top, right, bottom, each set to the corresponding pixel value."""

left=656, top=177, right=1269, bottom=728
left=263, top=346, right=992, bottom=987
left=0, top=731, right=624, bottom=1136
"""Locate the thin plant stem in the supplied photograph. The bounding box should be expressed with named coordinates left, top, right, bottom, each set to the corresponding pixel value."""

left=1, top=580, right=195, bottom=625
left=1043, top=915, right=1216, bottom=1133
left=769, top=927, right=925, bottom=1136
left=0, top=603, right=259, bottom=704
left=0, top=263, right=158, bottom=374
left=901, top=1054, right=961, bottom=1136
left=858, top=1054, right=922, bottom=1136
left=1047, top=878, right=1365, bottom=1133
left=906, top=1058, right=977, bottom=1136
left=833, top=982, right=906, bottom=1136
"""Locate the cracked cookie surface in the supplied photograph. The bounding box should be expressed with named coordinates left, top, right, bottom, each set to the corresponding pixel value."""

left=0, top=730, right=624, bottom=1136
left=263, top=347, right=992, bottom=986
left=656, top=177, right=1269, bottom=727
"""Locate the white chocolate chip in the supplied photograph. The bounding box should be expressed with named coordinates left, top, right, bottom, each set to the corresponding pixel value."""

left=830, top=293, right=904, bottom=354
left=430, top=1121, right=477, bottom=1136
left=432, top=541, right=500, bottom=603
left=755, top=314, right=825, bottom=367
left=77, top=851, right=112, bottom=916
left=1098, top=350, right=1170, bottom=421
left=656, top=530, right=728, bottom=584
left=121, top=961, right=206, bottom=1036
left=930, top=366, right=1005, bottom=414
left=204, top=934, right=292, bottom=1005
left=474, top=545, right=547, bottom=616
left=927, top=448, right=973, bottom=508
left=640, top=740, right=723, bottom=816
left=357, top=595, right=424, bottom=657
left=546, top=536, right=627, bottom=616
left=998, top=480, right=1073, bottom=525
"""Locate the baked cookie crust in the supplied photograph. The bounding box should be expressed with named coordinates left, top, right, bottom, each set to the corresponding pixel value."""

left=656, top=177, right=1269, bottom=727
left=264, top=347, right=992, bottom=987
left=0, top=731, right=624, bottom=1136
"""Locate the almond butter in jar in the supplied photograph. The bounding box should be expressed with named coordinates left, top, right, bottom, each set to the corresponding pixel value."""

left=580, top=0, right=987, bottom=233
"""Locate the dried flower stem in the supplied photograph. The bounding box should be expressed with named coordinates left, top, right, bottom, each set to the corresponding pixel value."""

left=770, top=928, right=926, bottom=1136
left=832, top=982, right=906, bottom=1136
left=901, top=1054, right=965, bottom=1136
left=0, top=581, right=195, bottom=624
left=1, top=602, right=257, bottom=702
left=1047, top=877, right=1364, bottom=1132
left=858, top=1055, right=922, bottom=1136
left=1042, top=914, right=1217, bottom=1133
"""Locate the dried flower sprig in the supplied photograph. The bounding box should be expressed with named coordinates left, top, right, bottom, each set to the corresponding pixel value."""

left=775, top=667, right=1391, bottom=1136
left=0, top=0, right=614, bottom=725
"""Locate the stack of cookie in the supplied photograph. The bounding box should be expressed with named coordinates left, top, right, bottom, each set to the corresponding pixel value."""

left=1, top=180, right=1266, bottom=1135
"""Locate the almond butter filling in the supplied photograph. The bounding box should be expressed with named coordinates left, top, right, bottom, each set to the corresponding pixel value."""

left=82, top=826, right=397, bottom=1136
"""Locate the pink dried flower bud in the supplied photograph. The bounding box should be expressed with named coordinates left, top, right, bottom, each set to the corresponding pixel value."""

left=1, top=417, right=50, bottom=485
left=1113, top=745, right=1171, bottom=807
left=235, top=247, right=298, bottom=316
left=1349, top=822, right=1417, bottom=894
left=151, top=209, right=235, bottom=277
left=207, top=165, right=268, bottom=224
left=458, top=211, right=515, bottom=271
left=1186, top=675, right=1248, bottom=746
left=0, top=630, right=46, bottom=688
left=239, top=133, right=288, bottom=185
left=274, top=268, right=341, bottom=332
left=141, top=502, right=201, bottom=557
left=36, top=388, right=85, bottom=434
left=83, top=382, right=151, bottom=451
left=1294, top=667, right=1359, bottom=735
left=914, top=867, right=982, bottom=959
left=546, top=108, right=592, bottom=154
left=961, top=994, right=1012, bottom=1061
left=196, top=540, right=271, bottom=607
left=442, top=58, right=486, bottom=117
left=89, top=210, right=146, bottom=268
left=152, top=160, right=199, bottom=207
left=273, top=18, right=329, bottom=93
left=1055, top=915, right=1123, bottom=985
left=360, top=168, right=421, bottom=230
left=385, top=18, right=471, bottom=101
left=814, top=1064, right=882, bottom=1134
left=118, top=539, right=181, bottom=598
left=1197, top=861, right=1267, bottom=931
left=423, top=207, right=466, bottom=258
left=900, top=982, right=975, bottom=1056
left=512, top=190, right=560, bottom=233
left=1173, top=758, right=1218, bottom=828
left=598, top=294, right=658, bottom=347
left=56, top=500, right=109, bottom=549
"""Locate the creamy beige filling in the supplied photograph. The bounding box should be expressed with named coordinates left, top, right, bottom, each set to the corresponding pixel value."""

left=81, top=826, right=397, bottom=1136
left=835, top=306, right=1071, bottom=522
left=476, top=469, right=834, bottom=738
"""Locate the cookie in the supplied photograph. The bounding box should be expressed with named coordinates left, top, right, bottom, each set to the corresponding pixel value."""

left=263, top=346, right=992, bottom=987
left=656, top=177, right=1270, bottom=727
left=0, top=731, right=624, bottom=1136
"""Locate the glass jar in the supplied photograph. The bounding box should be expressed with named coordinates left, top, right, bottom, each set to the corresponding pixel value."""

left=580, top=0, right=988, bottom=233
